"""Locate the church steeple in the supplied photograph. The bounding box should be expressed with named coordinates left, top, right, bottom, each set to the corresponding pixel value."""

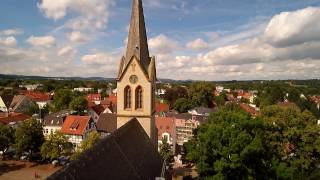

left=125, top=0, right=150, bottom=71
left=116, top=0, right=157, bottom=145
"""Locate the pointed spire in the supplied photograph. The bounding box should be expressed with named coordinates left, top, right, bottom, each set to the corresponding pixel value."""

left=125, top=0, right=150, bottom=71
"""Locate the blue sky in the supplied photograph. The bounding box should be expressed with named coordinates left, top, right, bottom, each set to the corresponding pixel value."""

left=1, top=0, right=320, bottom=80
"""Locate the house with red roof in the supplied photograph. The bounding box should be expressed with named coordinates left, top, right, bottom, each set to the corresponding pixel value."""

left=0, top=112, right=31, bottom=125
left=155, top=102, right=169, bottom=116
left=100, top=94, right=117, bottom=114
left=23, top=91, right=51, bottom=108
left=239, top=103, right=259, bottom=117
left=60, top=115, right=95, bottom=148
left=101, top=94, right=117, bottom=106
left=86, top=94, right=102, bottom=105
left=156, top=117, right=176, bottom=152
left=88, top=104, right=106, bottom=123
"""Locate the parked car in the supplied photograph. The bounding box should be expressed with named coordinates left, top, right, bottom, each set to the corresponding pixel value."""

left=58, top=156, right=70, bottom=166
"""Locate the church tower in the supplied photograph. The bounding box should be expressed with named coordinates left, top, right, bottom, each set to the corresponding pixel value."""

left=116, top=0, right=157, bottom=143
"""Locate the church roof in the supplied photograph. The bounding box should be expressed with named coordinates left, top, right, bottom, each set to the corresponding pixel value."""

left=125, top=0, right=150, bottom=71
left=96, top=113, right=117, bottom=133
left=48, top=118, right=163, bottom=180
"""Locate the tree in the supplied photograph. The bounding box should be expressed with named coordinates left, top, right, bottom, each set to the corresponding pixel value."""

left=15, top=118, right=44, bottom=157
left=71, top=131, right=100, bottom=160
left=28, top=101, right=39, bottom=115
left=69, top=96, right=88, bottom=115
left=164, top=86, right=188, bottom=108
left=186, top=107, right=269, bottom=179
left=0, top=124, right=14, bottom=153
left=214, top=92, right=227, bottom=107
left=261, top=106, right=320, bottom=179
left=50, top=89, right=73, bottom=112
left=174, top=98, right=192, bottom=113
left=186, top=104, right=320, bottom=179
left=188, top=82, right=215, bottom=108
left=159, top=138, right=174, bottom=164
left=41, top=132, right=73, bottom=161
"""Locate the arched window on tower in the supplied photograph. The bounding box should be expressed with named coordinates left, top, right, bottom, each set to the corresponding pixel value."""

left=124, top=86, right=131, bottom=109
left=135, top=86, right=143, bottom=109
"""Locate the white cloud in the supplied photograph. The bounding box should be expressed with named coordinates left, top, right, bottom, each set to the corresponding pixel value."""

left=0, top=29, right=23, bottom=36
left=186, top=38, right=208, bottom=50
left=0, top=36, right=17, bottom=46
left=149, top=34, right=179, bottom=54
left=58, top=46, right=76, bottom=57
left=37, top=0, right=71, bottom=20
left=81, top=53, right=117, bottom=66
left=70, top=31, right=89, bottom=43
left=2, top=6, right=320, bottom=81
left=26, top=36, right=56, bottom=47
left=264, top=7, right=320, bottom=47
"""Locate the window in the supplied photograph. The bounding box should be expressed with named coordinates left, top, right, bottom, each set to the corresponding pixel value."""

left=135, top=86, right=143, bottom=109
left=124, top=86, right=132, bottom=109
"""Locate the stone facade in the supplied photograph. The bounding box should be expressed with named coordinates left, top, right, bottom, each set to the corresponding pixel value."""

left=117, top=57, right=157, bottom=143
left=116, top=0, right=157, bottom=144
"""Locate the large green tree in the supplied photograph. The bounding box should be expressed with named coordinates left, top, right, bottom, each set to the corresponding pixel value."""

left=0, top=124, right=14, bottom=153
left=69, top=96, right=88, bottom=115
left=15, top=118, right=44, bottom=157
left=188, top=82, right=215, bottom=108
left=164, top=86, right=188, bottom=108
left=186, top=106, right=269, bottom=179
left=174, top=98, right=192, bottom=113
left=41, top=132, right=73, bottom=161
left=186, top=105, right=320, bottom=179
left=50, top=89, right=73, bottom=112
left=261, top=106, right=320, bottom=179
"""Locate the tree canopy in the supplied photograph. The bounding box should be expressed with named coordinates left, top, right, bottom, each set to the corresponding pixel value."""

left=15, top=118, right=44, bottom=156
left=186, top=105, right=320, bottom=179
left=69, top=96, right=88, bottom=115
left=41, top=132, right=73, bottom=161
left=50, top=89, right=74, bottom=112
left=0, top=124, right=14, bottom=153
left=71, top=131, right=100, bottom=160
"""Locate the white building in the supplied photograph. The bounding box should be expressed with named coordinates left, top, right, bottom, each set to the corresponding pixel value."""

left=73, top=87, right=93, bottom=92
left=43, top=110, right=70, bottom=138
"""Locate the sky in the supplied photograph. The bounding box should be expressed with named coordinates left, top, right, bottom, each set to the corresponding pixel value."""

left=1, top=0, right=320, bottom=81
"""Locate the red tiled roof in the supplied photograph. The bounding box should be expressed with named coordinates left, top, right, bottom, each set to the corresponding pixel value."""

left=155, top=102, right=169, bottom=113
left=86, top=94, right=101, bottom=102
left=156, top=117, right=175, bottom=140
left=101, top=94, right=117, bottom=106
left=239, top=103, right=258, bottom=116
left=0, top=113, right=31, bottom=125
left=91, top=104, right=106, bottom=115
left=309, top=96, right=320, bottom=104
left=23, top=91, right=51, bottom=102
left=238, top=92, right=252, bottom=100
left=61, top=116, right=90, bottom=136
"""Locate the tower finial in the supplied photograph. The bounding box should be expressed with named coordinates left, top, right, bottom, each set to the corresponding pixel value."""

left=125, top=0, right=150, bottom=70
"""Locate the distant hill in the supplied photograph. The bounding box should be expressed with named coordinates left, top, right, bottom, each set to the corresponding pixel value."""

left=0, top=74, right=176, bottom=83
left=0, top=74, right=115, bottom=81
